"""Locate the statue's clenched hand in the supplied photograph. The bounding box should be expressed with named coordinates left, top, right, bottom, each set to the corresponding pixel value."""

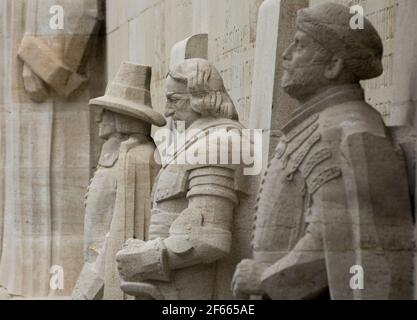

left=231, top=259, right=269, bottom=299
left=116, top=238, right=170, bottom=283
left=121, top=238, right=145, bottom=249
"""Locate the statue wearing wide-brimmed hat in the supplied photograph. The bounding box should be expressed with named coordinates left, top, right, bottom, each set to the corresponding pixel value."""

left=72, top=62, right=166, bottom=300
left=115, top=58, right=255, bottom=300
left=232, top=2, right=414, bottom=300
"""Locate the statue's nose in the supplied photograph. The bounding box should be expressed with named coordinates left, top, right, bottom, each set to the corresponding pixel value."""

left=164, top=103, right=175, bottom=118
left=282, top=42, right=295, bottom=61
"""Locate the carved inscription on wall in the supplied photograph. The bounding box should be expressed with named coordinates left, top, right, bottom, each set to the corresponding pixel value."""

left=208, top=0, right=263, bottom=125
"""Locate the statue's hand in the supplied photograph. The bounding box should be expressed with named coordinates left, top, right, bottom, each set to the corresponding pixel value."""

left=22, top=63, right=49, bottom=103
left=122, top=238, right=145, bottom=249
left=231, top=259, right=268, bottom=299
left=116, top=238, right=170, bottom=282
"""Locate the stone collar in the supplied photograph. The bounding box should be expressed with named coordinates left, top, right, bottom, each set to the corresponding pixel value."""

left=99, top=134, right=126, bottom=167
left=283, top=84, right=365, bottom=134
left=98, top=133, right=151, bottom=168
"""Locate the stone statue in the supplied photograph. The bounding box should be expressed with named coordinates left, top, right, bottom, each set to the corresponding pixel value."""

left=71, top=62, right=166, bottom=300
left=232, top=3, right=415, bottom=300
left=0, top=0, right=104, bottom=299
left=115, top=58, right=253, bottom=300
left=17, top=0, right=102, bottom=102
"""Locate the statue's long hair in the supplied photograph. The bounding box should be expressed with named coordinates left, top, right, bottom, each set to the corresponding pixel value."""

left=168, top=59, right=239, bottom=121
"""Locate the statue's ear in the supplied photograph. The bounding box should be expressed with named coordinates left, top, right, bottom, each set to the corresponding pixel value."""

left=324, top=55, right=344, bottom=80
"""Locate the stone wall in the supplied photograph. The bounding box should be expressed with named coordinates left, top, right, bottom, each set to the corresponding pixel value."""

left=0, top=0, right=106, bottom=298
left=105, top=0, right=263, bottom=128
left=0, top=0, right=413, bottom=299
left=103, top=0, right=303, bottom=300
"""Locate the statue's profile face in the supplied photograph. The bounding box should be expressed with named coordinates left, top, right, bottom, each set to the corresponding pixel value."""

left=281, top=30, right=331, bottom=102
left=97, top=110, right=116, bottom=139
left=165, top=76, right=200, bottom=129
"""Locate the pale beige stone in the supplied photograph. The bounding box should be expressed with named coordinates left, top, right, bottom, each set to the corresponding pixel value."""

left=0, top=0, right=106, bottom=299
left=107, top=22, right=130, bottom=82
left=309, top=1, right=417, bottom=292
left=18, top=36, right=73, bottom=94
left=116, top=59, right=255, bottom=300
left=309, top=0, right=399, bottom=124
left=110, top=0, right=261, bottom=125
left=208, top=0, right=263, bottom=126
left=21, top=63, right=49, bottom=103
left=170, top=34, right=208, bottom=68
left=249, top=0, right=307, bottom=167
left=72, top=62, right=165, bottom=300
left=3, top=0, right=416, bottom=301
left=17, top=0, right=102, bottom=100
left=232, top=2, right=414, bottom=300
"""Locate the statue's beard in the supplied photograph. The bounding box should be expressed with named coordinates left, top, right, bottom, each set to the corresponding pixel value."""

left=281, top=64, right=328, bottom=101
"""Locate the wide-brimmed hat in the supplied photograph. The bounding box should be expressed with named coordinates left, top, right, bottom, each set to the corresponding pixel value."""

left=90, top=62, right=166, bottom=127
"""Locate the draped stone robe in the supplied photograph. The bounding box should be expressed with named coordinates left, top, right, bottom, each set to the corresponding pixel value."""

left=0, top=0, right=103, bottom=298
left=72, top=134, right=160, bottom=300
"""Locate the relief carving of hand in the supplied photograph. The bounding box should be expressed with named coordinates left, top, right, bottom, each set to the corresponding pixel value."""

left=22, top=63, right=49, bottom=103
left=231, top=259, right=269, bottom=299
left=116, top=238, right=169, bottom=283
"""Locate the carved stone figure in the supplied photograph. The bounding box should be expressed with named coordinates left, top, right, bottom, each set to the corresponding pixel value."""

left=115, top=58, right=253, bottom=300
left=17, top=0, right=102, bottom=102
left=72, top=62, right=166, bottom=300
left=232, top=3, right=415, bottom=300
left=0, top=0, right=105, bottom=299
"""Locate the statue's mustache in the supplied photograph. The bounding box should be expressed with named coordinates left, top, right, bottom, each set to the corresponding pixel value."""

left=164, top=109, right=175, bottom=117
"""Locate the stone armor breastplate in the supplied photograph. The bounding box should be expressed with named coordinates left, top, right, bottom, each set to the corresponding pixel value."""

left=149, top=163, right=192, bottom=240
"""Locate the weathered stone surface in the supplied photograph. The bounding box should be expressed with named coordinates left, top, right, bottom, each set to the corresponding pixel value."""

left=170, top=34, right=208, bottom=68
left=208, top=0, right=262, bottom=125
left=72, top=62, right=165, bottom=300
left=309, top=0, right=399, bottom=124
left=18, top=36, right=74, bottom=95
left=232, top=2, right=414, bottom=300
left=106, top=0, right=196, bottom=117
left=17, top=0, right=102, bottom=100
left=2, top=0, right=416, bottom=301
left=21, top=63, right=49, bottom=103
left=387, top=0, right=417, bottom=214
left=249, top=0, right=307, bottom=167
left=309, top=0, right=417, bottom=270
left=116, top=59, right=256, bottom=300
left=71, top=264, right=104, bottom=300
left=107, top=0, right=263, bottom=127
left=0, top=0, right=106, bottom=299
